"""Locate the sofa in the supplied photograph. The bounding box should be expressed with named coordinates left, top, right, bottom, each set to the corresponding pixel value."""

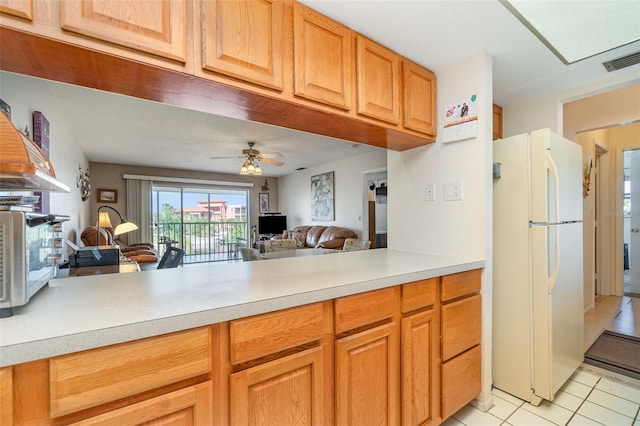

left=272, top=225, right=357, bottom=249
left=80, top=226, right=160, bottom=264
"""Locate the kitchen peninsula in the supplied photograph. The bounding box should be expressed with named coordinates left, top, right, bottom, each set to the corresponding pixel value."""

left=1, top=249, right=483, bottom=425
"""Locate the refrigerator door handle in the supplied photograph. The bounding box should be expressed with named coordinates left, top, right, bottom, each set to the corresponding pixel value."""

left=547, top=153, right=560, bottom=294
left=548, top=225, right=560, bottom=294
left=546, top=152, right=560, bottom=224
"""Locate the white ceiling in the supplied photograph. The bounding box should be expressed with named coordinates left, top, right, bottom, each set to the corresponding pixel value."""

left=7, top=0, right=640, bottom=177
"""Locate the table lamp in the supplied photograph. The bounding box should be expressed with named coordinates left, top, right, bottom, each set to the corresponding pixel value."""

left=96, top=205, right=138, bottom=246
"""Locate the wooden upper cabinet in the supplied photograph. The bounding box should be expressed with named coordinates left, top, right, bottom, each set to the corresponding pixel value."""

left=493, top=104, right=503, bottom=140
left=60, top=0, right=187, bottom=63
left=0, top=0, right=33, bottom=20
left=293, top=2, right=353, bottom=110
left=201, top=0, right=284, bottom=91
left=403, top=60, right=436, bottom=137
left=356, top=35, right=400, bottom=125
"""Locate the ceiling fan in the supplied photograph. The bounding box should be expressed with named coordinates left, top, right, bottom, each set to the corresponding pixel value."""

left=210, top=142, right=284, bottom=175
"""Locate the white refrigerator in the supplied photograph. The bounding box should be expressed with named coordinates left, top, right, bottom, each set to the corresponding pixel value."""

left=493, top=128, right=584, bottom=405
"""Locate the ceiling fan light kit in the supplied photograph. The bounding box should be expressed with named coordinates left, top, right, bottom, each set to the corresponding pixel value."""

left=212, top=141, right=283, bottom=176
left=240, top=158, right=262, bottom=175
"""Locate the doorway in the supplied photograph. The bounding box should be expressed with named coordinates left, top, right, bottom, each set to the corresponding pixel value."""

left=623, top=149, right=640, bottom=296
left=364, top=169, right=387, bottom=248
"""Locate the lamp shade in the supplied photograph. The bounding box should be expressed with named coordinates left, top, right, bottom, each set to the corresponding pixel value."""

left=113, top=221, right=138, bottom=236
left=96, top=211, right=113, bottom=228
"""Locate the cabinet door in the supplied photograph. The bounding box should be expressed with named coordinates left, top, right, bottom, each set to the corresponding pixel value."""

left=401, top=310, right=439, bottom=426
left=356, top=35, right=400, bottom=124
left=69, top=381, right=213, bottom=425
left=230, top=346, right=326, bottom=426
left=402, top=60, right=436, bottom=137
left=493, top=104, right=503, bottom=140
left=336, top=322, right=399, bottom=426
left=202, top=0, right=284, bottom=91
left=0, top=0, right=32, bottom=20
left=293, top=2, right=353, bottom=110
left=0, top=367, right=12, bottom=426
left=60, top=0, right=187, bottom=62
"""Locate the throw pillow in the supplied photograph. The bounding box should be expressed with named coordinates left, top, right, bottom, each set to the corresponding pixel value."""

left=292, top=231, right=306, bottom=248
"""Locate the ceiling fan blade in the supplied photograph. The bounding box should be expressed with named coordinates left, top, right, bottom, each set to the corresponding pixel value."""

left=210, top=155, right=243, bottom=160
left=258, top=152, right=283, bottom=158
left=259, top=157, right=284, bottom=166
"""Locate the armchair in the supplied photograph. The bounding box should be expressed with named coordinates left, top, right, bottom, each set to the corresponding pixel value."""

left=80, top=226, right=159, bottom=264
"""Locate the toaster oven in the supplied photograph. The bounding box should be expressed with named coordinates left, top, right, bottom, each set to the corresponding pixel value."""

left=0, top=209, right=69, bottom=317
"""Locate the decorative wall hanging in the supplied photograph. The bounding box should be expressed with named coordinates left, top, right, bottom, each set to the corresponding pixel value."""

left=32, top=111, right=50, bottom=212
left=583, top=158, right=593, bottom=198
left=259, top=192, right=269, bottom=214
left=77, top=165, right=91, bottom=202
left=311, top=171, right=335, bottom=221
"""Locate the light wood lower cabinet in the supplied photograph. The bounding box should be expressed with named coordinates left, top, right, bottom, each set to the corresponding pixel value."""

left=68, top=381, right=213, bottom=425
left=440, top=270, right=482, bottom=420
left=401, top=309, right=439, bottom=426
left=336, top=322, right=400, bottom=425
left=2, top=270, right=483, bottom=425
left=230, top=346, right=326, bottom=425
left=441, top=346, right=481, bottom=419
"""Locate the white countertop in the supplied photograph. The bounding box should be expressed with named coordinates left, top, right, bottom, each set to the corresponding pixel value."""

left=0, top=249, right=484, bottom=367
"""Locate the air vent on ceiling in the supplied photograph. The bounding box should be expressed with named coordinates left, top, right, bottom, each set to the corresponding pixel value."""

left=603, top=51, right=640, bottom=72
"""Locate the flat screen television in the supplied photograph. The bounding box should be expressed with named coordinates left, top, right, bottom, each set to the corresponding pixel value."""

left=258, top=215, right=287, bottom=236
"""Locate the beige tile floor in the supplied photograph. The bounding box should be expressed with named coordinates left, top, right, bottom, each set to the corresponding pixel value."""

left=444, top=295, right=640, bottom=426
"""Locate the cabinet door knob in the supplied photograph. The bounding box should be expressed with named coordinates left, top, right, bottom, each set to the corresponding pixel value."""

left=632, top=228, right=640, bottom=233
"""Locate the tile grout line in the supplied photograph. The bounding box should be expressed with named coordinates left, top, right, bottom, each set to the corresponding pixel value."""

left=563, top=377, right=605, bottom=426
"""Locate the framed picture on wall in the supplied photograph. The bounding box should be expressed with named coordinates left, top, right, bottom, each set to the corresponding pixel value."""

left=259, top=193, right=269, bottom=214
left=98, top=188, right=118, bottom=203
left=311, top=171, right=334, bottom=221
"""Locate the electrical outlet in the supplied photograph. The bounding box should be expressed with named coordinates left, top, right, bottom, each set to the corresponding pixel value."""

left=443, top=181, right=463, bottom=201
left=425, top=183, right=435, bottom=201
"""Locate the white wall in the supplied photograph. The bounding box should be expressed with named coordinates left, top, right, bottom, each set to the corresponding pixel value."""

left=504, top=68, right=640, bottom=138
left=388, top=52, right=493, bottom=409
left=278, top=149, right=386, bottom=236
left=0, top=72, right=90, bottom=253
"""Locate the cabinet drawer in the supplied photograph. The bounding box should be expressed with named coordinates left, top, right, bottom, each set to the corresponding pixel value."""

left=441, top=294, right=481, bottom=361
left=334, top=287, right=395, bottom=334
left=230, top=303, right=324, bottom=365
left=50, top=327, right=211, bottom=417
left=441, top=269, right=481, bottom=302
left=401, top=278, right=438, bottom=313
left=441, top=345, right=481, bottom=420
left=69, top=381, right=213, bottom=425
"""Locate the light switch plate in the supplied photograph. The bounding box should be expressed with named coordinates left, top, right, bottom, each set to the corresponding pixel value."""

left=425, top=183, right=435, bottom=201
left=443, top=181, right=463, bottom=201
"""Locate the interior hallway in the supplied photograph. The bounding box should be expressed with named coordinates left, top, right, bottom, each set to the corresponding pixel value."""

left=444, top=295, right=640, bottom=426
